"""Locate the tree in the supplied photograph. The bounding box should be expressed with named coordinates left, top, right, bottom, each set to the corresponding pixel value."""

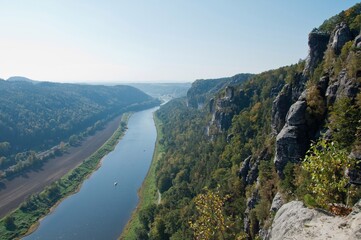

left=69, top=135, right=79, bottom=146
left=4, top=215, right=16, bottom=230
left=139, top=204, right=156, bottom=231
left=190, top=188, right=229, bottom=240
left=328, top=97, right=360, bottom=150
left=0, top=142, right=11, bottom=156
left=302, top=139, right=354, bottom=208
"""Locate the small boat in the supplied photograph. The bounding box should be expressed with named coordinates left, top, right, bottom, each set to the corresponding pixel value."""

left=114, top=182, right=118, bottom=186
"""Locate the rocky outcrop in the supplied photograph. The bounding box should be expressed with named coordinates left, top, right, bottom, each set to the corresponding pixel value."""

left=330, top=22, right=352, bottom=55
left=303, top=30, right=329, bottom=75
left=209, top=86, right=252, bottom=134
left=326, top=69, right=361, bottom=105
left=272, top=23, right=347, bottom=176
left=239, top=155, right=252, bottom=183
left=239, top=150, right=270, bottom=185
left=285, top=100, right=307, bottom=125
left=268, top=201, right=361, bottom=240
left=270, top=192, right=284, bottom=213
left=212, top=111, right=234, bottom=132
left=274, top=92, right=310, bottom=176
left=353, top=33, right=361, bottom=48
left=244, top=189, right=260, bottom=235
left=271, top=84, right=292, bottom=135
left=187, top=74, right=253, bottom=109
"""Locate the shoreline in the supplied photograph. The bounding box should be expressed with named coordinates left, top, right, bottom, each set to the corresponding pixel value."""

left=0, top=113, right=132, bottom=240
left=23, top=113, right=132, bottom=238
left=119, top=112, right=164, bottom=239
left=0, top=114, right=124, bottom=219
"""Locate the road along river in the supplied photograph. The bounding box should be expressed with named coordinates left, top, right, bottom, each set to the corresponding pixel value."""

left=24, top=107, right=158, bottom=240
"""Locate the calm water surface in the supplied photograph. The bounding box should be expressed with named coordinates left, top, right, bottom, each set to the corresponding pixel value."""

left=24, top=107, right=158, bottom=240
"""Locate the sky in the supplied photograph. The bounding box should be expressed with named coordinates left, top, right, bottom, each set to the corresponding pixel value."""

left=0, top=1, right=360, bottom=83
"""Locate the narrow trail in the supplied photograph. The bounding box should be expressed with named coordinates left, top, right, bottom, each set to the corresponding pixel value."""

left=157, top=189, right=162, bottom=205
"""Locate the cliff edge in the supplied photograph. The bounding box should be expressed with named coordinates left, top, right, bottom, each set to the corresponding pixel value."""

left=268, top=200, right=361, bottom=240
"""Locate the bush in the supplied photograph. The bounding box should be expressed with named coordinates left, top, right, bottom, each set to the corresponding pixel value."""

left=302, top=139, right=354, bottom=208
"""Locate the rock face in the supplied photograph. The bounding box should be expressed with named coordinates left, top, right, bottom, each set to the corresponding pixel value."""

left=268, top=201, right=361, bottom=240
left=270, top=192, right=284, bottom=213
left=272, top=27, right=329, bottom=175
left=353, top=33, right=361, bottom=48
left=244, top=189, right=260, bottom=236
left=271, top=84, right=292, bottom=135
left=209, top=86, right=252, bottom=134
left=303, top=30, right=329, bottom=74
left=187, top=74, right=253, bottom=109
left=330, top=22, right=352, bottom=55
left=274, top=92, right=310, bottom=176
left=326, top=69, right=361, bottom=105
left=239, top=150, right=270, bottom=185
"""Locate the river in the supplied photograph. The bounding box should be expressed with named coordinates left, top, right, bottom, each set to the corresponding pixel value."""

left=24, top=106, right=159, bottom=240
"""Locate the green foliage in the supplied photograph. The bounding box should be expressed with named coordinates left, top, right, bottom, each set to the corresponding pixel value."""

left=0, top=81, right=159, bottom=179
left=328, top=97, right=361, bottom=150
left=281, top=162, right=296, bottom=191
left=0, top=142, right=11, bottom=156
left=347, top=51, right=361, bottom=78
left=302, top=139, right=354, bottom=208
left=303, top=194, right=318, bottom=208
left=306, top=85, right=326, bottom=124
left=68, top=135, right=79, bottom=146
left=139, top=204, right=157, bottom=231
left=4, top=216, right=16, bottom=231
left=318, top=3, right=361, bottom=34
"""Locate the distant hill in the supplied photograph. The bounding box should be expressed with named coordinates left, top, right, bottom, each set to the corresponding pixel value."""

left=0, top=81, right=159, bottom=154
left=186, top=73, right=253, bottom=109
left=128, top=83, right=191, bottom=100
left=6, top=76, right=39, bottom=84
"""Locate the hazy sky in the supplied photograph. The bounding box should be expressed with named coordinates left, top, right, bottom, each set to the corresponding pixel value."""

left=0, top=1, right=360, bottom=83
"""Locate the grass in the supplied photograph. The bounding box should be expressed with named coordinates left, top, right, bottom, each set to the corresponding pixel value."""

left=0, top=113, right=131, bottom=240
left=119, top=113, right=164, bottom=240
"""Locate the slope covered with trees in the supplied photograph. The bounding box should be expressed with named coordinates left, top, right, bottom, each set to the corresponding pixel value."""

left=0, top=80, right=159, bottom=178
left=130, top=3, right=361, bottom=239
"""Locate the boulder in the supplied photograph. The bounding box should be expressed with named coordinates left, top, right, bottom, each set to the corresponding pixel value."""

left=274, top=125, right=309, bottom=176
left=268, top=201, right=361, bottom=240
left=285, top=100, right=307, bottom=126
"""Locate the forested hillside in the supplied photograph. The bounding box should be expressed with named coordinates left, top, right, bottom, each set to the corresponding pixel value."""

left=0, top=80, right=159, bottom=178
left=131, top=4, right=361, bottom=239
left=128, top=83, right=192, bottom=99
